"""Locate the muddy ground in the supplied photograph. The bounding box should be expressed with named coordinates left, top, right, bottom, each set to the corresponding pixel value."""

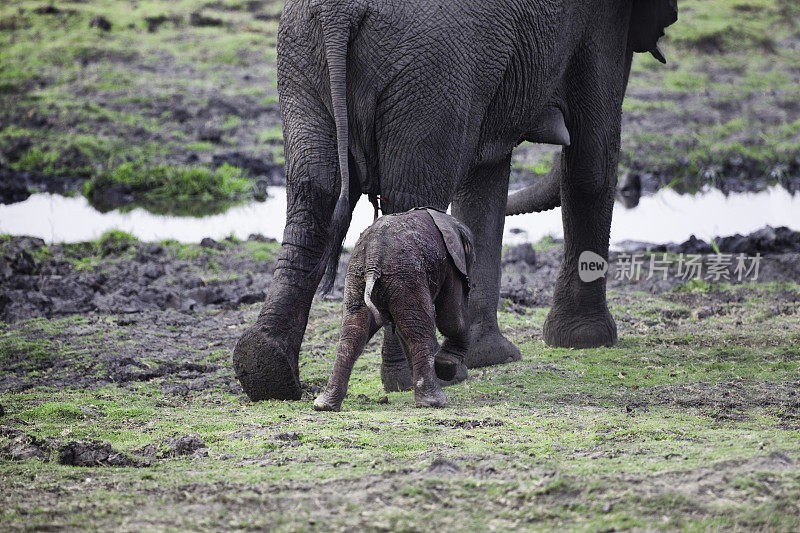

left=2, top=226, right=800, bottom=325
left=2, top=0, right=800, bottom=529
left=1, top=228, right=800, bottom=529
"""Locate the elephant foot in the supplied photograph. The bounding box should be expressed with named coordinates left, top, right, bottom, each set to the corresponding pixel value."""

left=381, top=360, right=413, bottom=392
left=414, top=385, right=447, bottom=408
left=434, top=351, right=468, bottom=387
left=542, top=307, right=618, bottom=348
left=233, top=326, right=302, bottom=401
left=313, top=391, right=343, bottom=412
left=465, top=327, right=521, bottom=369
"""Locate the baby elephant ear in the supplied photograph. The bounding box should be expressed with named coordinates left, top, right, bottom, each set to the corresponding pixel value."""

left=426, top=209, right=472, bottom=283
left=629, top=0, right=678, bottom=63
left=457, top=224, right=475, bottom=278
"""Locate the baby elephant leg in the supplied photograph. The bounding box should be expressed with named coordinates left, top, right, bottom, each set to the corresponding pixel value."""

left=434, top=276, right=470, bottom=386
left=390, top=289, right=447, bottom=408
left=314, top=305, right=379, bottom=412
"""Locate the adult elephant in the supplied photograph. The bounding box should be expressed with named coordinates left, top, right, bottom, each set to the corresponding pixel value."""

left=234, top=0, right=678, bottom=400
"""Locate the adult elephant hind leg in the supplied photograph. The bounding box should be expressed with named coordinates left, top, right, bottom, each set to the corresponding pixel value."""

left=233, top=78, right=349, bottom=401
left=234, top=177, right=346, bottom=401
left=543, top=160, right=617, bottom=348
left=452, top=157, right=521, bottom=368
left=543, top=173, right=617, bottom=348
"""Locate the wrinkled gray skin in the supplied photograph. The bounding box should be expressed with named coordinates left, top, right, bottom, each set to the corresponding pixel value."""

left=314, top=209, right=474, bottom=411
left=233, top=0, right=678, bottom=401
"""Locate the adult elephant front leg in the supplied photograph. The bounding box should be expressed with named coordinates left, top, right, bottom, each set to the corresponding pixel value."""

left=544, top=156, right=617, bottom=348
left=543, top=53, right=627, bottom=348
left=452, top=157, right=521, bottom=368
left=233, top=75, right=349, bottom=400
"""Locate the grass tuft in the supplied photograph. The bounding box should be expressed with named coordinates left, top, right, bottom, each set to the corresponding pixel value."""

left=83, top=162, right=253, bottom=216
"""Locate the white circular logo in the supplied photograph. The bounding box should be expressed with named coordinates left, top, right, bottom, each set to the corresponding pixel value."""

left=578, top=251, right=608, bottom=282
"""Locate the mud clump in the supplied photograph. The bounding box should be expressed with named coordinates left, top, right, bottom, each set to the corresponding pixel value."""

left=136, top=435, right=207, bottom=458
left=713, top=226, right=800, bottom=255
left=33, top=6, right=75, bottom=16
left=144, top=14, right=182, bottom=33
left=1, top=428, right=54, bottom=461
left=164, top=435, right=207, bottom=457
left=89, top=16, right=112, bottom=31
left=618, top=226, right=800, bottom=255
left=275, top=432, right=302, bottom=447
left=190, top=12, right=224, bottom=27
left=0, top=167, right=83, bottom=205
left=426, top=457, right=461, bottom=474
left=59, top=441, right=149, bottom=467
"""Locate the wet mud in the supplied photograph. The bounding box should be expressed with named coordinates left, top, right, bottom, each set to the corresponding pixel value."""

left=2, top=227, right=799, bottom=325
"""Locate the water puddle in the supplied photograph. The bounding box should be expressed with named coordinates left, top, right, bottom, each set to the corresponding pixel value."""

left=506, top=184, right=800, bottom=248
left=0, top=185, right=798, bottom=248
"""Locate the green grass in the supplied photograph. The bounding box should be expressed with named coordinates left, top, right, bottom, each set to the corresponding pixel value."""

left=0, top=0, right=280, bottom=209
left=83, top=162, right=253, bottom=216
left=1, top=0, right=797, bottom=207
left=238, top=239, right=281, bottom=262
left=1, top=281, right=799, bottom=529
left=668, top=0, right=794, bottom=53
left=97, top=229, right=138, bottom=255
left=0, top=334, right=55, bottom=372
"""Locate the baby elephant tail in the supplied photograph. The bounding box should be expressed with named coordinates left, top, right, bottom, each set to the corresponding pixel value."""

left=364, top=271, right=381, bottom=324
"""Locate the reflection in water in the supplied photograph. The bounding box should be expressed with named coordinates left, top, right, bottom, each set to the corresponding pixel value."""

left=1, top=186, right=798, bottom=248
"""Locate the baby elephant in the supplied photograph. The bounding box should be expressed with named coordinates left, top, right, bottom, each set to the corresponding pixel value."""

left=314, top=207, right=474, bottom=411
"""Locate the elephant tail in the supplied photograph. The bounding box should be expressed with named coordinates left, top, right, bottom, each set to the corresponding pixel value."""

left=505, top=156, right=563, bottom=216
left=363, top=270, right=381, bottom=324
left=316, top=16, right=353, bottom=294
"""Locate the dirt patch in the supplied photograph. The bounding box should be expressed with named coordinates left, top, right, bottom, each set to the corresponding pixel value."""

left=433, top=418, right=505, bottom=430
left=500, top=227, right=800, bottom=310
left=639, top=379, right=800, bottom=411
left=91, top=452, right=796, bottom=530
left=626, top=451, right=799, bottom=508
left=2, top=429, right=207, bottom=467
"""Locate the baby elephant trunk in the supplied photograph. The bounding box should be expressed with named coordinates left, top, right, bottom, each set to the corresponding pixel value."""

left=364, top=271, right=381, bottom=323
